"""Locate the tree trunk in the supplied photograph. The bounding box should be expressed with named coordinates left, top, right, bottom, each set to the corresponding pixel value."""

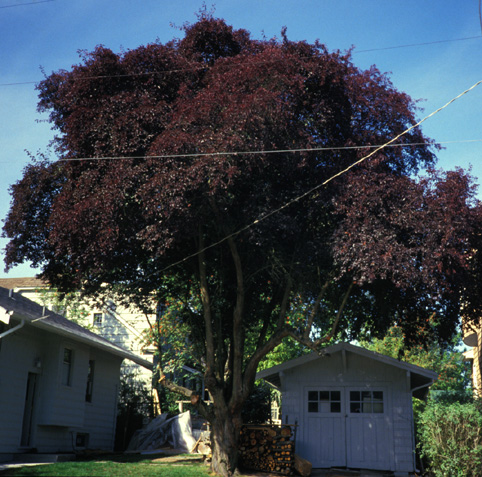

left=210, top=408, right=242, bottom=476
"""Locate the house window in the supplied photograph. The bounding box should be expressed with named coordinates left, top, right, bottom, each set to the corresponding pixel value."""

left=75, top=433, right=89, bottom=448
left=93, top=313, right=103, bottom=326
left=62, top=348, right=73, bottom=386
left=85, top=360, right=95, bottom=402
left=350, top=390, right=384, bottom=414
left=308, top=390, right=341, bottom=413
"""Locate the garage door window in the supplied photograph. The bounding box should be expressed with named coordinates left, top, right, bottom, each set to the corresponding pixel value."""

left=308, top=390, right=341, bottom=413
left=349, top=390, right=384, bottom=414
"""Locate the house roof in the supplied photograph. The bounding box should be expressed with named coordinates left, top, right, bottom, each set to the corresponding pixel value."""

left=256, top=341, right=437, bottom=400
left=0, top=286, right=152, bottom=370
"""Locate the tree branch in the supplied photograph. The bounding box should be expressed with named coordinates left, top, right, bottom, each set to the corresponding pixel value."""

left=158, top=372, right=214, bottom=420
left=276, top=276, right=293, bottom=328
left=303, top=279, right=331, bottom=341
left=256, top=286, right=282, bottom=349
left=243, top=282, right=354, bottom=398
left=226, top=234, right=245, bottom=411
left=313, top=281, right=354, bottom=347
left=198, top=227, right=217, bottom=388
left=243, top=327, right=292, bottom=399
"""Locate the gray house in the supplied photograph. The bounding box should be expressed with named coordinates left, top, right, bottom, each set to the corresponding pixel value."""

left=256, top=342, right=437, bottom=476
left=0, top=286, right=152, bottom=462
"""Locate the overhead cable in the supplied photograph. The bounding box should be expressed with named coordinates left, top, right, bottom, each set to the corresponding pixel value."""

left=53, top=139, right=482, bottom=164
left=0, top=35, right=480, bottom=87
left=356, top=35, right=482, bottom=53
left=157, top=79, right=482, bottom=273
left=0, top=0, right=54, bottom=8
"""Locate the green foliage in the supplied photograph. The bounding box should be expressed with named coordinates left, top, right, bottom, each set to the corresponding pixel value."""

left=156, top=385, right=185, bottom=416
left=115, top=374, right=153, bottom=451
left=361, top=324, right=473, bottom=463
left=418, top=400, right=482, bottom=477
left=257, top=338, right=310, bottom=372
left=361, top=325, right=471, bottom=393
left=35, top=286, right=90, bottom=326
left=242, top=382, right=271, bottom=424
left=142, top=296, right=195, bottom=376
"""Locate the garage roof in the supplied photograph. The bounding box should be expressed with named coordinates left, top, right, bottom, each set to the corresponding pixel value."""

left=256, top=341, right=437, bottom=400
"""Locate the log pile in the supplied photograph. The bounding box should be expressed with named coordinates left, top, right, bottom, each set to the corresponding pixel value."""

left=239, top=424, right=296, bottom=475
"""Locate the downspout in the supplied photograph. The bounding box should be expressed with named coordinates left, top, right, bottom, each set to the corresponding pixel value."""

left=411, top=380, right=435, bottom=397
left=0, top=318, right=25, bottom=339
left=409, top=375, right=436, bottom=474
left=0, top=289, right=26, bottom=339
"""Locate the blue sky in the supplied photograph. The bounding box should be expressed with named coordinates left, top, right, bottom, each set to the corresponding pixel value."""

left=1, top=0, right=481, bottom=278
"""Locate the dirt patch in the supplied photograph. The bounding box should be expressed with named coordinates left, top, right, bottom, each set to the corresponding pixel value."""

left=151, top=454, right=204, bottom=464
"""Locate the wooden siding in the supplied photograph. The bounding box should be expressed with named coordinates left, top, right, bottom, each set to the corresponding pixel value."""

left=0, top=331, right=39, bottom=452
left=82, top=350, right=122, bottom=450
left=5, top=284, right=154, bottom=386
left=280, top=351, right=415, bottom=473
left=0, top=322, right=123, bottom=454
left=36, top=335, right=89, bottom=428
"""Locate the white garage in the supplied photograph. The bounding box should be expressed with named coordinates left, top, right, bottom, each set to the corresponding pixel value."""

left=256, top=342, right=437, bottom=476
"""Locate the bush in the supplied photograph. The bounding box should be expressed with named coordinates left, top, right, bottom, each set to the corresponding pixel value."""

left=115, top=374, right=154, bottom=451
left=242, top=382, right=271, bottom=424
left=418, top=400, right=482, bottom=477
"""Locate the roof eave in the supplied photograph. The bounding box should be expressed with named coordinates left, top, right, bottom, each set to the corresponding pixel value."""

left=256, top=342, right=438, bottom=385
left=32, top=319, right=153, bottom=369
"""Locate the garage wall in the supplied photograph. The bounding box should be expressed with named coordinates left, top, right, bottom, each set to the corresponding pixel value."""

left=280, top=350, right=415, bottom=473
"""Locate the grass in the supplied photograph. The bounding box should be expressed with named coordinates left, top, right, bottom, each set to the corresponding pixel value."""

left=0, top=453, right=213, bottom=477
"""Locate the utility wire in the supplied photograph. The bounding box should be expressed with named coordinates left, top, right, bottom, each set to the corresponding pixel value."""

left=356, top=35, right=482, bottom=53
left=0, top=0, right=54, bottom=8
left=156, top=79, right=482, bottom=274
left=0, top=35, right=480, bottom=87
left=53, top=139, right=482, bottom=164
left=1, top=139, right=481, bottom=165
left=480, top=0, right=482, bottom=35
left=2, top=140, right=482, bottom=165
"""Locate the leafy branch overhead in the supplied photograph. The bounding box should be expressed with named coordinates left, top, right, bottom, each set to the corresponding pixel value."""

left=3, top=12, right=482, bottom=476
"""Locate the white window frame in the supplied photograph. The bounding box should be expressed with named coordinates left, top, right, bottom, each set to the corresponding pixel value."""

left=93, top=313, right=103, bottom=326
left=62, top=347, right=73, bottom=386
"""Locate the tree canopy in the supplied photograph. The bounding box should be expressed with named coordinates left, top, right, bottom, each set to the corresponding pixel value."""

left=4, top=13, right=482, bottom=475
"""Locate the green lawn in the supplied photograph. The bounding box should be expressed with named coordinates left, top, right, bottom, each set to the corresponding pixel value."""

left=0, top=453, right=213, bottom=477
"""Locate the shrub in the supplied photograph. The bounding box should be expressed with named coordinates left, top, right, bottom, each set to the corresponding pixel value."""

left=418, top=400, right=482, bottom=477
left=115, top=374, right=154, bottom=451
left=242, top=382, right=271, bottom=424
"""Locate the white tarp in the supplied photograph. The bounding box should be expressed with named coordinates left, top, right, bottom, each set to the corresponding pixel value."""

left=126, top=411, right=197, bottom=453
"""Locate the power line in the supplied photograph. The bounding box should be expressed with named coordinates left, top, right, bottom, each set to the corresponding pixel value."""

left=50, top=139, right=482, bottom=164
left=0, top=35, right=480, bottom=88
left=480, top=0, right=482, bottom=35
left=0, top=0, right=54, bottom=9
left=155, top=79, right=482, bottom=274
left=2, top=139, right=482, bottom=166
left=356, top=35, right=482, bottom=53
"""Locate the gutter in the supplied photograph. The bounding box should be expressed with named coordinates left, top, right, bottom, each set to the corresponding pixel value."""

left=410, top=377, right=435, bottom=474
left=0, top=289, right=26, bottom=340
left=411, top=380, right=435, bottom=398
left=0, top=318, right=25, bottom=340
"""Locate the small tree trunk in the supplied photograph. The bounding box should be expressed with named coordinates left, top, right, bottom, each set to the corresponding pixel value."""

left=210, top=408, right=242, bottom=476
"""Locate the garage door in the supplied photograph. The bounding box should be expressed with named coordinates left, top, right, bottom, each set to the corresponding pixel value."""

left=302, top=387, right=392, bottom=470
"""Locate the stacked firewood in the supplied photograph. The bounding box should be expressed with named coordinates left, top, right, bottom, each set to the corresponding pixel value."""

left=239, top=424, right=295, bottom=475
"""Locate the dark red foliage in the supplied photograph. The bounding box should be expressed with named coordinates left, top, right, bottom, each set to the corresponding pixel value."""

left=4, top=12, right=479, bottom=354
left=3, top=14, right=482, bottom=475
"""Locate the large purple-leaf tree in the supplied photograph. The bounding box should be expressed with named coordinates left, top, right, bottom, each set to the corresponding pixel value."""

left=4, top=13, right=482, bottom=476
